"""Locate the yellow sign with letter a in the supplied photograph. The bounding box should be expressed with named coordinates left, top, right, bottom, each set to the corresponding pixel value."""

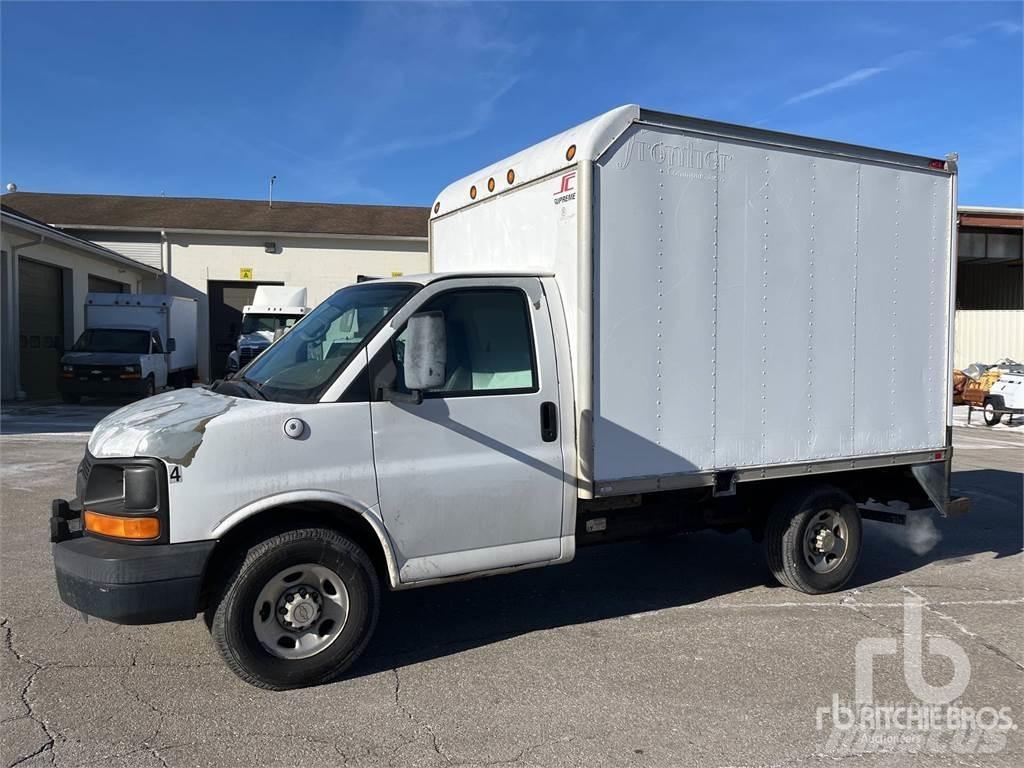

left=239, top=267, right=253, bottom=280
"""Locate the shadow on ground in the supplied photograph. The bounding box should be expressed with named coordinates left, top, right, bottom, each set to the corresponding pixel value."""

left=353, top=468, right=1022, bottom=677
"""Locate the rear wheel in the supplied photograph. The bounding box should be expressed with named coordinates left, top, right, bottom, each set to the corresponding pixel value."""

left=765, top=484, right=862, bottom=594
left=209, top=527, right=380, bottom=690
left=983, top=400, right=1002, bottom=426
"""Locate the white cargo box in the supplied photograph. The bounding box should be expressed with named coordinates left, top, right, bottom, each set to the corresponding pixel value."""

left=430, top=105, right=956, bottom=496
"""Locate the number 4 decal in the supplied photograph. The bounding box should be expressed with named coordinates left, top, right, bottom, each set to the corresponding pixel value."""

left=169, top=465, right=183, bottom=483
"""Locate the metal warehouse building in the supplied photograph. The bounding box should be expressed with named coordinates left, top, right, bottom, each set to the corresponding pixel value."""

left=954, top=206, right=1024, bottom=367
left=2, top=192, right=429, bottom=383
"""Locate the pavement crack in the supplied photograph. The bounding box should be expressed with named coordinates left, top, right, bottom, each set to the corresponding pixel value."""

left=392, top=665, right=453, bottom=765
left=902, top=586, right=1024, bottom=671
left=3, top=619, right=59, bottom=767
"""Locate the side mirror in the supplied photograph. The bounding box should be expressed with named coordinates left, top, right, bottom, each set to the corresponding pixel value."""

left=403, top=311, right=446, bottom=392
left=167, top=338, right=177, bottom=352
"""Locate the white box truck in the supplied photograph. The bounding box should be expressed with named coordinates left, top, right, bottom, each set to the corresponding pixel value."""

left=225, top=285, right=310, bottom=374
left=59, top=293, right=197, bottom=403
left=51, top=105, right=967, bottom=689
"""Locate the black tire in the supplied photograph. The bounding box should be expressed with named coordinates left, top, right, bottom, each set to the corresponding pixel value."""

left=209, top=527, right=380, bottom=690
left=765, top=484, right=862, bottom=594
left=142, top=375, right=156, bottom=399
left=983, top=400, right=1002, bottom=427
left=60, top=392, right=81, bottom=404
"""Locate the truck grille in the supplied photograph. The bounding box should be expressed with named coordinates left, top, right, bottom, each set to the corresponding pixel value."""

left=76, top=451, right=94, bottom=500
left=238, top=346, right=262, bottom=364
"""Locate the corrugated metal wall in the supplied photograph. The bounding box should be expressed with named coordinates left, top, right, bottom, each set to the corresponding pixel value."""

left=954, top=310, right=1024, bottom=367
left=957, top=262, right=1023, bottom=309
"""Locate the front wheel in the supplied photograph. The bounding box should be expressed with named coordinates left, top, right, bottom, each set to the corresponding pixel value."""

left=209, top=527, right=380, bottom=690
left=764, top=484, right=862, bottom=594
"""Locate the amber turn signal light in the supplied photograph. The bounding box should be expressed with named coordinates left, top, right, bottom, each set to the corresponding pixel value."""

left=566, top=144, right=576, bottom=161
left=84, top=510, right=160, bottom=540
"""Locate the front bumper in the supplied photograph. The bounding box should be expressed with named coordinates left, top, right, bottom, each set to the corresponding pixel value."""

left=51, top=499, right=215, bottom=624
left=58, top=377, right=148, bottom=397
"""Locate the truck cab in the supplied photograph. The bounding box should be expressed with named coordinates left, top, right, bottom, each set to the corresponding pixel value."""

left=226, top=286, right=309, bottom=375
left=60, top=325, right=172, bottom=402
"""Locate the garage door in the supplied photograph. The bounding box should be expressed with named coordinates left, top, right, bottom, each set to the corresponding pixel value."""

left=207, top=280, right=282, bottom=380
left=19, top=259, right=64, bottom=399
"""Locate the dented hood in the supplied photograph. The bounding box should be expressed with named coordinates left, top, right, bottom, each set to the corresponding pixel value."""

left=88, top=388, right=256, bottom=466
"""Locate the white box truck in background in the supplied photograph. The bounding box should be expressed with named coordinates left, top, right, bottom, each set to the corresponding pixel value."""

left=226, top=286, right=310, bottom=374
left=59, top=293, right=197, bottom=403
left=51, top=105, right=967, bottom=689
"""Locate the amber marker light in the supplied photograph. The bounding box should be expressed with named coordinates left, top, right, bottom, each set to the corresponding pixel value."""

left=487, top=177, right=495, bottom=192
left=84, top=510, right=160, bottom=540
left=470, top=185, right=477, bottom=200
left=566, top=144, right=576, bottom=161
left=433, top=202, right=440, bottom=214
left=507, top=169, right=515, bottom=184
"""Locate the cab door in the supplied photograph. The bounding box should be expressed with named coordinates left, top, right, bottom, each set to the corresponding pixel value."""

left=149, top=331, right=169, bottom=389
left=369, top=278, right=567, bottom=583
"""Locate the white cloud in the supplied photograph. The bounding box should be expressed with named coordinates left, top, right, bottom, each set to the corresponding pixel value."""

left=784, top=67, right=888, bottom=106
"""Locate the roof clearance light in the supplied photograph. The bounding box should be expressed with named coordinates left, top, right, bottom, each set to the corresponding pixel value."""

left=507, top=169, right=515, bottom=185
left=470, top=185, right=477, bottom=200
left=929, top=159, right=945, bottom=170
left=566, top=144, right=577, bottom=161
left=433, top=202, right=440, bottom=214
left=487, top=177, right=495, bottom=192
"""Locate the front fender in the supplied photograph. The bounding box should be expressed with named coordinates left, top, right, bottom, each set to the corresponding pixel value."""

left=211, top=490, right=401, bottom=589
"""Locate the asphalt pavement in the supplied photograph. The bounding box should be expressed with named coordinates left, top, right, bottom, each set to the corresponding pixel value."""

left=1, top=402, right=1021, bottom=767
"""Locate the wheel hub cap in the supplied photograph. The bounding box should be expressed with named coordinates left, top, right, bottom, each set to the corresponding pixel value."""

left=253, top=563, right=351, bottom=660
left=278, top=587, right=322, bottom=631
left=814, top=528, right=836, bottom=553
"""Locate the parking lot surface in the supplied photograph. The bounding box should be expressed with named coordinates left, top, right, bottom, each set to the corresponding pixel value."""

left=2, top=402, right=1021, bottom=767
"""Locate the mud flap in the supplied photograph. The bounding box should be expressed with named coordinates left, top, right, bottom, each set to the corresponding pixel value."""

left=911, top=459, right=970, bottom=518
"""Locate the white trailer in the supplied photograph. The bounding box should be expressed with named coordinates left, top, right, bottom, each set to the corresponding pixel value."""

left=51, top=106, right=967, bottom=690
left=60, top=294, right=197, bottom=401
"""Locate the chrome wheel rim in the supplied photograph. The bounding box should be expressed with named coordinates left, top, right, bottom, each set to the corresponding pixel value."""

left=253, top=563, right=349, bottom=660
left=802, top=509, right=849, bottom=574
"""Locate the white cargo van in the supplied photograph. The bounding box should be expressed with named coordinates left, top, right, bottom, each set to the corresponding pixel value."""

left=59, top=293, right=198, bottom=403
left=225, top=286, right=309, bottom=374
left=51, top=106, right=967, bottom=689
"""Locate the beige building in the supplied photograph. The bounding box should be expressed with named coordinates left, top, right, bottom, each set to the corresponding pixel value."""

left=1, top=205, right=161, bottom=400
left=3, top=193, right=429, bottom=382
left=955, top=206, right=1023, bottom=368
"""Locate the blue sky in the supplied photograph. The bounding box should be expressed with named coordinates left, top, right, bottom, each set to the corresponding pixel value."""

left=2, top=1, right=1021, bottom=207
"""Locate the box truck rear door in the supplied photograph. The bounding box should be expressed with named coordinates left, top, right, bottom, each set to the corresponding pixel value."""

left=370, top=277, right=566, bottom=583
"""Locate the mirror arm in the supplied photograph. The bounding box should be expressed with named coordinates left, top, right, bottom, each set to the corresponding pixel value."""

left=381, top=387, right=423, bottom=405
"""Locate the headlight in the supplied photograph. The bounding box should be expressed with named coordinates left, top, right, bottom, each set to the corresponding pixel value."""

left=81, top=458, right=166, bottom=543
left=62, top=365, right=73, bottom=372
left=119, top=365, right=142, bottom=380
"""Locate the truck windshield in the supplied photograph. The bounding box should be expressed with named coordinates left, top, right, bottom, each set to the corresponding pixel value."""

left=240, top=282, right=417, bottom=403
left=241, top=314, right=303, bottom=335
left=72, top=329, right=150, bottom=354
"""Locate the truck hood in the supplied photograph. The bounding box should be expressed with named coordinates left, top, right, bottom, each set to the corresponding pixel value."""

left=238, top=331, right=273, bottom=347
left=88, top=387, right=256, bottom=466
left=62, top=351, right=143, bottom=366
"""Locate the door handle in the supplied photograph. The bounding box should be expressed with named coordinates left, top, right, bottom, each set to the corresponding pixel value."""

left=540, top=401, right=557, bottom=442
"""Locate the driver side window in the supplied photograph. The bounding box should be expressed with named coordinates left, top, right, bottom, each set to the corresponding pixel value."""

left=393, top=288, right=537, bottom=396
